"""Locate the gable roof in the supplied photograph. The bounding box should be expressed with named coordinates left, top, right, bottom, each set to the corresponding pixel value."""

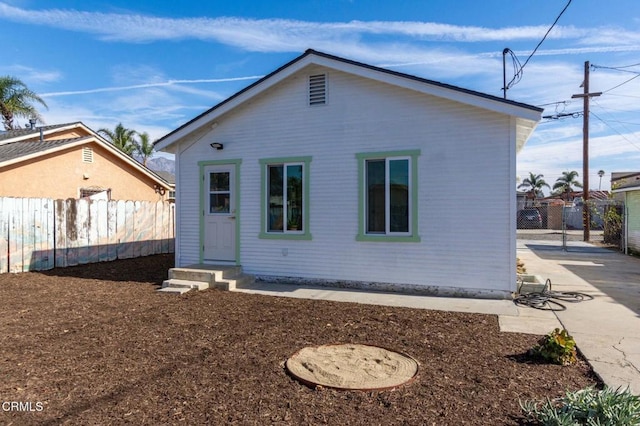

left=0, top=122, right=172, bottom=189
left=155, top=49, right=543, bottom=153
left=0, top=137, right=91, bottom=163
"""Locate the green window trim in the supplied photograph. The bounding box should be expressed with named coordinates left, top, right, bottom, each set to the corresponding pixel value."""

left=259, top=156, right=312, bottom=240
left=356, top=150, right=421, bottom=242
left=197, top=159, right=242, bottom=264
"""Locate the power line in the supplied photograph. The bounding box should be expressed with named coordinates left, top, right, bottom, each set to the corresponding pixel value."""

left=590, top=110, right=640, bottom=152
left=591, top=62, right=640, bottom=93
left=593, top=63, right=640, bottom=72
left=592, top=99, right=640, bottom=136
left=541, top=111, right=582, bottom=121
left=536, top=100, right=571, bottom=107
left=504, top=0, right=572, bottom=93
left=605, top=93, right=640, bottom=100
left=602, top=73, right=640, bottom=93
left=610, top=62, right=640, bottom=69
left=601, top=119, right=640, bottom=126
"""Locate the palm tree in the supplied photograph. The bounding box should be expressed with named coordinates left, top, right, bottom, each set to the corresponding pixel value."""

left=553, top=170, right=583, bottom=200
left=135, top=131, right=154, bottom=166
left=98, top=123, right=137, bottom=156
left=598, top=170, right=605, bottom=191
left=518, top=172, right=550, bottom=199
left=0, top=76, right=48, bottom=130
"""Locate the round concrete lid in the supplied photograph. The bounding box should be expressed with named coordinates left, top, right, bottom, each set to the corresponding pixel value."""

left=285, top=343, right=419, bottom=391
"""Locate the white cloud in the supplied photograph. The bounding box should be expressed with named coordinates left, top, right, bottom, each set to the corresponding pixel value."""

left=0, top=64, right=61, bottom=84
left=0, top=2, right=635, bottom=54
left=39, top=76, right=261, bottom=98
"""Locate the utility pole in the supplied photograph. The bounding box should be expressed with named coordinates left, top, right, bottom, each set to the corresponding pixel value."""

left=571, top=61, right=601, bottom=242
left=502, top=48, right=509, bottom=99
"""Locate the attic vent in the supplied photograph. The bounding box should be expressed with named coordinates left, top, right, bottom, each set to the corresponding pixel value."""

left=82, top=147, right=94, bottom=163
left=309, top=74, right=327, bottom=106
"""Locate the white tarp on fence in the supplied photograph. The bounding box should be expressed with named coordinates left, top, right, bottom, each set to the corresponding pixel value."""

left=0, top=197, right=175, bottom=273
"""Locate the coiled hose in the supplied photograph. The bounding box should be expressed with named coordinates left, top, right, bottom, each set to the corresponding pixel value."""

left=514, top=278, right=594, bottom=311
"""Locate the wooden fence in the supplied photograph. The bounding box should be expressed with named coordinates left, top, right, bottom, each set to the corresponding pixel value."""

left=0, top=197, right=175, bottom=274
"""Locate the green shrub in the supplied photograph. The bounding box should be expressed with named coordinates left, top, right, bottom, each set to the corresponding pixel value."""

left=530, top=328, right=577, bottom=366
left=521, top=386, right=640, bottom=425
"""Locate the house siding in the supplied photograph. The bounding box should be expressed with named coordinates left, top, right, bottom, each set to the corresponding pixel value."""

left=627, top=191, right=640, bottom=253
left=176, top=65, right=514, bottom=297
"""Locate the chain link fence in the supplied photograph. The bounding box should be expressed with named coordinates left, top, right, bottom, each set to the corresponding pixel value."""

left=517, top=199, right=624, bottom=250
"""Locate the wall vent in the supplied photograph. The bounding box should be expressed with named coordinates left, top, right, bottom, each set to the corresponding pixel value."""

left=309, top=74, right=327, bottom=106
left=82, top=147, right=94, bottom=163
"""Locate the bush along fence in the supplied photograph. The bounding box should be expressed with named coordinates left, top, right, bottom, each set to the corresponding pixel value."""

left=0, top=197, right=175, bottom=274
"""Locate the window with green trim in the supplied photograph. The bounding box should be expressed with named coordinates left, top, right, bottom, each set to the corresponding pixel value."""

left=267, top=163, right=304, bottom=233
left=357, top=151, right=420, bottom=242
left=260, top=157, right=311, bottom=240
left=366, top=157, right=411, bottom=235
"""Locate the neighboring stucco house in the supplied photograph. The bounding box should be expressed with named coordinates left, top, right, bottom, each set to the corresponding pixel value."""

left=155, top=49, right=542, bottom=299
left=0, top=122, right=172, bottom=201
left=612, top=173, right=640, bottom=254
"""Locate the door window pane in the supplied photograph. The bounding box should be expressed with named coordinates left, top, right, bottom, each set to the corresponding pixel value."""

left=210, top=194, right=230, bottom=213
left=210, top=172, right=229, bottom=191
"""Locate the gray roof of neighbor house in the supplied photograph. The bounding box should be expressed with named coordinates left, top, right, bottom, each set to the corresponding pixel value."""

left=155, top=49, right=543, bottom=152
left=0, top=122, right=81, bottom=143
left=0, top=137, right=90, bottom=162
left=154, top=171, right=176, bottom=186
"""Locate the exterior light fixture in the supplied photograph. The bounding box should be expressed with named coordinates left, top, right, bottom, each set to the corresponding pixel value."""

left=154, top=184, right=166, bottom=196
left=210, top=142, right=224, bottom=150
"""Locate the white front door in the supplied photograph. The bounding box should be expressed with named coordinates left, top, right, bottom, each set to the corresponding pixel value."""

left=203, top=165, right=236, bottom=262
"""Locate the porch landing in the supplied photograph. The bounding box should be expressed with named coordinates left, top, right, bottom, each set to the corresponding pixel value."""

left=158, top=264, right=254, bottom=294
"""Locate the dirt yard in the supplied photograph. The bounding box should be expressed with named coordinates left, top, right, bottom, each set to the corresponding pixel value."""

left=0, top=254, right=600, bottom=425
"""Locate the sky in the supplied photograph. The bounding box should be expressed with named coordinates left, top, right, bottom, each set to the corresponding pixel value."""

left=2, top=0, right=640, bottom=193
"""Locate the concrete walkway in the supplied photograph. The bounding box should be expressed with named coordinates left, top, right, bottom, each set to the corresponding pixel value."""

left=515, top=240, right=640, bottom=395
left=234, top=240, right=640, bottom=394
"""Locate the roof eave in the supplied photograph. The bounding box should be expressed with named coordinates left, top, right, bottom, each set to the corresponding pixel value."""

left=612, top=186, right=640, bottom=193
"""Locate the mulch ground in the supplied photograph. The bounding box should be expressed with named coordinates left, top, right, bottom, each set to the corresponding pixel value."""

left=0, top=254, right=600, bottom=425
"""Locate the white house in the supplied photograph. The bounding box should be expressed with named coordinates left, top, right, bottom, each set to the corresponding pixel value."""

left=612, top=173, right=640, bottom=255
left=155, top=49, right=542, bottom=299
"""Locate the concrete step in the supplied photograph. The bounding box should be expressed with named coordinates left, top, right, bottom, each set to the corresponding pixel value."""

left=162, top=278, right=209, bottom=291
left=216, top=273, right=255, bottom=291
left=157, top=286, right=192, bottom=295
left=159, top=265, right=254, bottom=293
